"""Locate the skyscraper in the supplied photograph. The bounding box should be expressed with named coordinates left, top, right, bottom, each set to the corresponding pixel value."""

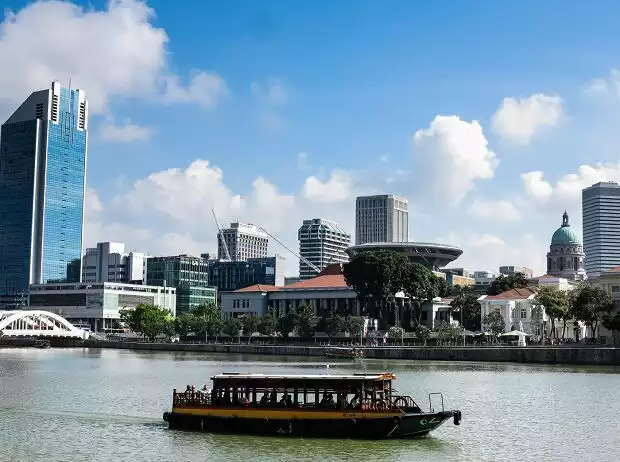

left=0, top=81, right=88, bottom=299
left=582, top=182, right=620, bottom=276
left=217, top=222, right=269, bottom=261
left=355, top=194, right=408, bottom=245
left=298, top=218, right=351, bottom=279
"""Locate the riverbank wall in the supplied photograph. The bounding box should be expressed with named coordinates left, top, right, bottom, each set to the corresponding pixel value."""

left=82, top=340, right=620, bottom=365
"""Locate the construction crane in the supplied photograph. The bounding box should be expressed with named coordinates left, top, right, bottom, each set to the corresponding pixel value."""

left=212, top=208, right=232, bottom=261
left=258, top=226, right=321, bottom=275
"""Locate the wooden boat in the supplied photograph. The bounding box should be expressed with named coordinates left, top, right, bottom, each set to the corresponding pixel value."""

left=324, top=347, right=364, bottom=359
left=163, top=372, right=461, bottom=439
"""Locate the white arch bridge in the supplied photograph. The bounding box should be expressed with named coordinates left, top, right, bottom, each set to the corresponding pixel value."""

left=0, top=310, right=88, bottom=339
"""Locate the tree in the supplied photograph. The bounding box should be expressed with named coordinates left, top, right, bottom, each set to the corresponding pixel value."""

left=415, top=325, right=431, bottom=346
left=241, top=314, right=260, bottom=343
left=388, top=326, right=405, bottom=345
left=571, top=285, right=612, bottom=339
left=173, top=312, right=196, bottom=339
left=534, top=286, right=569, bottom=340
left=324, top=312, right=345, bottom=344
left=278, top=310, right=296, bottom=340
left=449, top=286, right=481, bottom=331
left=400, top=262, right=435, bottom=328
left=223, top=317, right=242, bottom=342
left=602, top=311, right=620, bottom=345
left=486, top=273, right=528, bottom=296
left=345, top=316, right=365, bottom=343
left=343, top=250, right=409, bottom=327
left=119, top=303, right=173, bottom=341
left=482, top=310, right=505, bottom=338
left=189, top=303, right=221, bottom=342
left=295, top=302, right=317, bottom=340
left=258, top=310, right=278, bottom=340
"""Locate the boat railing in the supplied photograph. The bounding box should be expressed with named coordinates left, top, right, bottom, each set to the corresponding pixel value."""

left=389, top=395, right=423, bottom=413
left=428, top=392, right=445, bottom=413
left=173, top=390, right=211, bottom=407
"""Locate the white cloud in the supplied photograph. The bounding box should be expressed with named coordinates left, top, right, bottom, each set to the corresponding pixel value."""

left=585, top=69, right=620, bottom=97
left=100, top=119, right=153, bottom=142
left=468, top=199, right=522, bottom=222
left=297, top=152, right=308, bottom=169
left=85, top=188, right=103, bottom=214
left=0, top=0, right=225, bottom=117
left=413, top=115, right=498, bottom=206
left=251, top=78, right=288, bottom=105
left=302, top=170, right=353, bottom=203
left=380, top=154, right=389, bottom=163
left=491, top=93, right=564, bottom=144
left=161, top=71, right=227, bottom=108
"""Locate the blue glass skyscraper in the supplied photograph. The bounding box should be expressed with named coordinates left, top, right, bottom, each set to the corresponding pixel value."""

left=0, top=81, right=88, bottom=299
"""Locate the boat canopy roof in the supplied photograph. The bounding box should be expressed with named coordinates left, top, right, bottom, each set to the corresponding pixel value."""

left=210, top=372, right=395, bottom=389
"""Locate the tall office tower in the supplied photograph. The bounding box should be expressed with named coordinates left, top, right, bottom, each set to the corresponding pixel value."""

left=0, top=81, right=88, bottom=300
left=298, top=218, right=351, bottom=280
left=355, top=194, right=408, bottom=245
left=217, top=222, right=269, bottom=261
left=582, top=182, right=620, bottom=276
left=82, top=242, right=148, bottom=284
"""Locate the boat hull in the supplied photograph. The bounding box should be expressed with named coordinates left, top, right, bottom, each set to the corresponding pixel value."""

left=163, top=407, right=460, bottom=439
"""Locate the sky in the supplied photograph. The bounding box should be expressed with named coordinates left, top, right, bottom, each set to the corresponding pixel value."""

left=2, top=0, right=620, bottom=276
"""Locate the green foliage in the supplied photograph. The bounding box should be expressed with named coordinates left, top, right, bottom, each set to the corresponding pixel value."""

left=401, top=262, right=442, bottom=328
left=241, top=314, right=260, bottom=343
left=295, top=302, right=317, bottom=340
left=119, top=303, right=173, bottom=341
left=415, top=325, right=431, bottom=345
left=486, top=273, right=528, bottom=296
left=482, top=310, right=505, bottom=337
left=277, top=310, right=296, bottom=339
left=223, top=317, right=242, bottom=340
left=434, top=322, right=465, bottom=346
left=450, top=286, right=481, bottom=331
left=388, top=326, right=405, bottom=345
left=345, top=316, right=365, bottom=338
left=258, top=310, right=278, bottom=338
left=602, top=311, right=620, bottom=345
left=534, top=286, right=569, bottom=340
left=343, top=250, right=409, bottom=325
left=173, top=312, right=196, bottom=338
left=324, top=312, right=345, bottom=342
left=571, top=284, right=613, bottom=338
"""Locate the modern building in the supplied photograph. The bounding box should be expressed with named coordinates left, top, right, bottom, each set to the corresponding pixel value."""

left=218, top=222, right=268, bottom=261
left=298, top=218, right=351, bottom=280
left=346, top=242, right=462, bottom=271
left=546, top=211, right=587, bottom=281
left=82, top=242, right=148, bottom=284
left=473, top=270, right=497, bottom=294
left=583, top=182, right=620, bottom=276
left=499, top=266, right=534, bottom=278
left=355, top=194, right=408, bottom=245
left=442, top=268, right=474, bottom=278
left=146, top=255, right=216, bottom=315
left=0, top=81, right=88, bottom=300
left=443, top=273, right=475, bottom=288
left=208, top=256, right=284, bottom=293
left=28, top=282, right=176, bottom=333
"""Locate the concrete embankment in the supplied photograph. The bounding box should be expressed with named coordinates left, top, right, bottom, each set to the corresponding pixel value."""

left=82, top=340, right=620, bottom=365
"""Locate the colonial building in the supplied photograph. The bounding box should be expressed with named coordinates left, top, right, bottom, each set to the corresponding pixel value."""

left=546, top=211, right=587, bottom=281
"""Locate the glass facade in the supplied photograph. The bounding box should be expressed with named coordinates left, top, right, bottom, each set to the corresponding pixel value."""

left=208, top=257, right=279, bottom=292
left=41, top=88, right=87, bottom=283
left=583, top=182, right=620, bottom=276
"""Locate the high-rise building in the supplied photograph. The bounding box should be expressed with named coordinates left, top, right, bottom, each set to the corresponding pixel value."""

left=0, top=81, right=88, bottom=300
left=146, top=255, right=216, bottom=315
left=82, top=242, right=148, bottom=284
left=355, top=194, right=408, bottom=245
left=298, top=218, right=351, bottom=280
left=583, top=182, right=620, bottom=276
left=499, top=266, right=534, bottom=278
left=208, top=256, right=284, bottom=292
left=217, top=222, right=269, bottom=261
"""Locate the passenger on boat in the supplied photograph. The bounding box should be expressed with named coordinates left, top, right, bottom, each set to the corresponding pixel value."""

left=337, top=394, right=348, bottom=409
left=259, top=393, right=269, bottom=406
left=349, top=394, right=360, bottom=409
left=269, top=391, right=277, bottom=404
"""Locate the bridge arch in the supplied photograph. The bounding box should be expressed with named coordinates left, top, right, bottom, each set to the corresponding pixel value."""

left=0, top=310, right=87, bottom=338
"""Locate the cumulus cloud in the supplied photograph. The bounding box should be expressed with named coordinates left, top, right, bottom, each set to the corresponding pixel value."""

left=100, top=119, right=153, bottom=142
left=585, top=69, right=620, bottom=97
left=0, top=0, right=226, bottom=117
left=413, top=115, right=498, bottom=206
left=251, top=78, right=288, bottom=105
left=468, top=199, right=522, bottom=222
left=303, top=170, right=353, bottom=203
left=491, top=93, right=564, bottom=144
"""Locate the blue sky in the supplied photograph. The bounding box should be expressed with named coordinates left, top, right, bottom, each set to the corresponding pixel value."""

left=2, top=0, right=620, bottom=275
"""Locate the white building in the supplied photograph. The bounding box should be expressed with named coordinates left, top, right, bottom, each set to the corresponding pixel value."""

left=499, top=266, right=534, bottom=278
left=218, top=222, right=269, bottom=261
left=29, top=282, right=176, bottom=333
left=82, top=242, right=148, bottom=284
left=298, top=218, right=351, bottom=280
left=355, top=194, right=408, bottom=245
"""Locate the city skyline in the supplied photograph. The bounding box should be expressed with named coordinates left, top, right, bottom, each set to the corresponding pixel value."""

left=4, top=1, right=620, bottom=277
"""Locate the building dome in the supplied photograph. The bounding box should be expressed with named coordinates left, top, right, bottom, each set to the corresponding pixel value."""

left=551, top=211, right=581, bottom=245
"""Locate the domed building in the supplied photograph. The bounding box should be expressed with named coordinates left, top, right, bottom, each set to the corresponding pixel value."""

left=546, top=211, right=586, bottom=281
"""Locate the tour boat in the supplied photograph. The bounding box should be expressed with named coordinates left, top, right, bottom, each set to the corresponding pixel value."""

left=163, top=372, right=461, bottom=439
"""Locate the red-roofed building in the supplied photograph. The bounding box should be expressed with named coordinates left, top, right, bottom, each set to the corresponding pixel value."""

left=478, top=288, right=545, bottom=337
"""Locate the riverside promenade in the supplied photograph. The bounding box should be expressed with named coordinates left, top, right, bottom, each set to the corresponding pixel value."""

left=83, top=339, right=620, bottom=365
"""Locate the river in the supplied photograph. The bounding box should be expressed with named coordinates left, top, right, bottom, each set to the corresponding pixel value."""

left=0, top=348, right=618, bottom=461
